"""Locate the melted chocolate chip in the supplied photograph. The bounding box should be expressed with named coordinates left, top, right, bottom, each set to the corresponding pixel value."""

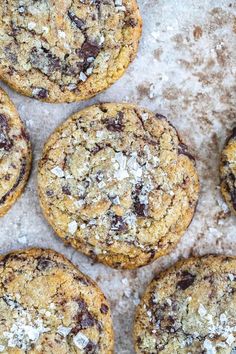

left=178, top=143, right=195, bottom=161
left=132, top=184, right=146, bottom=217
left=4, top=45, right=18, bottom=65
left=32, top=87, right=48, bottom=99
left=126, top=18, right=137, bottom=28
left=104, top=112, right=124, bottom=132
left=95, top=171, right=103, bottom=182
left=0, top=114, right=8, bottom=129
left=68, top=10, right=86, bottom=30
left=62, top=185, right=71, bottom=195
left=0, top=114, right=13, bottom=152
left=77, top=40, right=100, bottom=60
left=46, top=190, right=54, bottom=197
left=72, top=301, right=97, bottom=332
left=73, top=275, right=90, bottom=286
left=176, top=270, right=196, bottom=290
left=37, top=257, right=53, bottom=271
left=30, top=47, right=61, bottom=76
left=85, top=341, right=97, bottom=354
left=100, top=304, right=109, bottom=314
left=111, top=215, right=128, bottom=232
left=0, top=132, right=12, bottom=151
left=91, top=145, right=102, bottom=155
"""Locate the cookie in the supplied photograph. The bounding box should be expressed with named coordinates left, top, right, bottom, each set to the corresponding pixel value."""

left=134, top=255, right=236, bottom=354
left=220, top=127, right=236, bottom=215
left=38, top=103, right=199, bottom=269
left=0, top=1, right=142, bottom=103
left=0, top=248, right=114, bottom=353
left=0, top=87, right=31, bottom=217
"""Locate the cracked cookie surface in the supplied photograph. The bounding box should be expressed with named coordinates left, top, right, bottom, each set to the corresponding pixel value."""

left=0, top=248, right=114, bottom=353
left=0, top=0, right=142, bottom=103
left=220, top=128, right=236, bottom=215
left=134, top=256, right=236, bottom=354
left=0, top=87, right=31, bottom=217
left=38, top=103, right=199, bottom=269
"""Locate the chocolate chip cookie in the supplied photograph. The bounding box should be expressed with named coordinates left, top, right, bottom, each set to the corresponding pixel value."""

left=0, top=0, right=142, bottom=103
left=38, top=103, right=199, bottom=269
left=0, top=248, right=114, bottom=353
left=220, top=127, right=236, bottom=215
left=134, top=255, right=236, bottom=354
left=0, top=87, right=31, bottom=217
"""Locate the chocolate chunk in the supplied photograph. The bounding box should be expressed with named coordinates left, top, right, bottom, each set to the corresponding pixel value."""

left=0, top=114, right=8, bottom=129
left=72, top=312, right=96, bottom=332
left=178, top=143, right=195, bottom=161
left=68, top=10, right=86, bottom=30
left=4, top=45, right=17, bottom=65
left=62, top=185, right=71, bottom=195
left=176, top=271, right=196, bottom=290
left=85, top=341, right=97, bottom=354
left=111, top=215, right=128, bottom=232
left=91, top=145, right=102, bottom=155
left=37, top=258, right=53, bottom=271
left=104, top=112, right=124, bottom=132
left=132, top=184, right=146, bottom=217
left=126, top=18, right=137, bottom=28
left=73, top=276, right=90, bottom=286
left=100, top=304, right=109, bottom=314
left=77, top=40, right=100, bottom=60
left=20, top=128, right=29, bottom=142
left=30, top=47, right=61, bottom=76
left=32, top=87, right=48, bottom=99
left=0, top=114, right=12, bottom=151
left=46, top=190, right=54, bottom=197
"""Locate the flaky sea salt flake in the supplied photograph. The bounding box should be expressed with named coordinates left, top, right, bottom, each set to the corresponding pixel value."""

left=57, top=326, right=72, bottom=337
left=73, top=332, right=89, bottom=349
left=68, top=220, right=78, bottom=234
left=51, top=166, right=65, bottom=178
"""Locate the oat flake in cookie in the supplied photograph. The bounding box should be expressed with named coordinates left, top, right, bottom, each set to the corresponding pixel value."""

left=134, top=256, right=236, bottom=354
left=38, top=103, right=199, bottom=269
left=0, top=87, right=31, bottom=217
left=0, top=0, right=142, bottom=103
left=0, top=248, right=114, bottom=353
left=220, top=127, right=236, bottom=215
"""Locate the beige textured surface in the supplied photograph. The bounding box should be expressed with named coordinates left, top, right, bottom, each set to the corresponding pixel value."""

left=0, top=248, right=114, bottom=353
left=0, top=0, right=235, bottom=352
left=38, top=103, right=199, bottom=269
left=0, top=0, right=142, bottom=103
left=134, top=255, right=236, bottom=353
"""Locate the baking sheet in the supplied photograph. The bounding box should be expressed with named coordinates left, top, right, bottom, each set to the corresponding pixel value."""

left=0, top=0, right=236, bottom=352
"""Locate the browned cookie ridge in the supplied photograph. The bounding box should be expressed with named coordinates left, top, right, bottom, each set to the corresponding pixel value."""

left=220, top=127, right=236, bottom=215
left=134, top=256, right=236, bottom=353
left=0, top=0, right=142, bottom=103
left=0, top=87, right=31, bottom=216
left=38, top=103, right=199, bottom=269
left=0, top=248, right=114, bottom=353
